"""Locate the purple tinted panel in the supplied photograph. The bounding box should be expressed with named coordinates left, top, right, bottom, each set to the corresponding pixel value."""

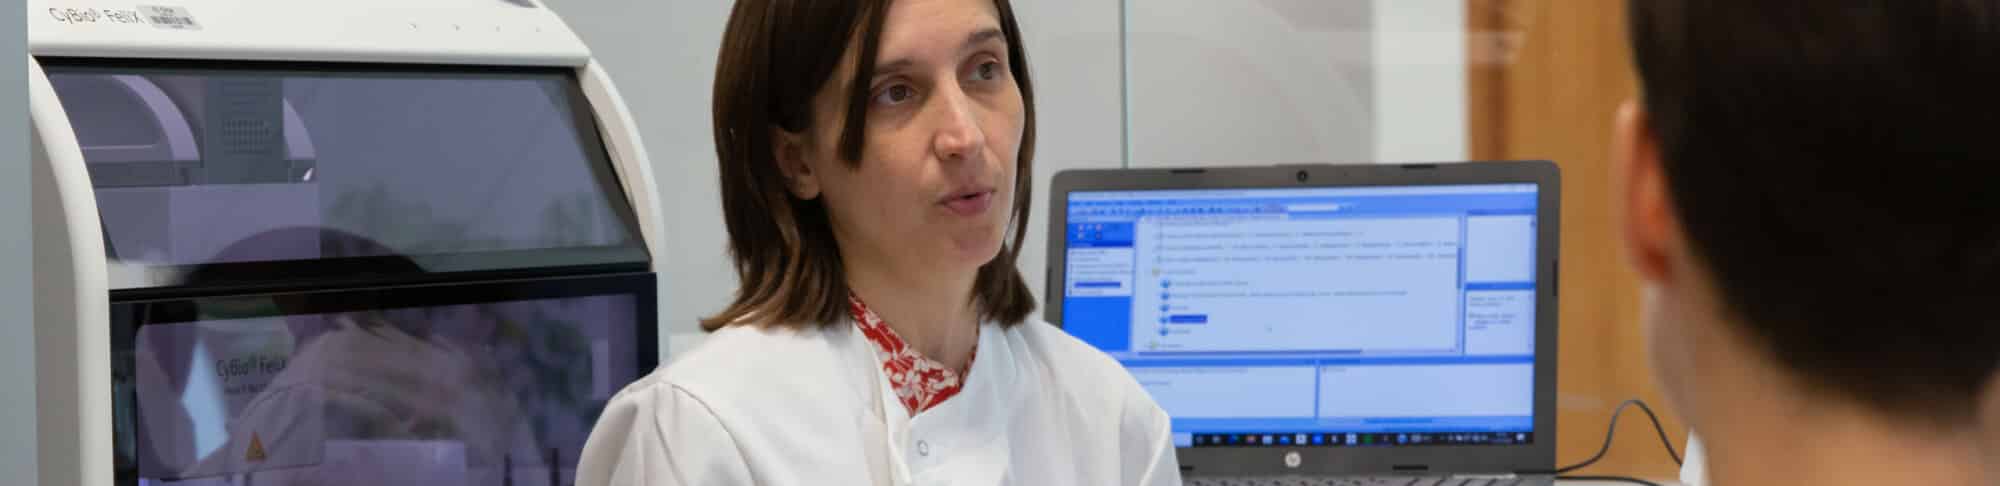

left=123, top=293, right=640, bottom=484
left=46, top=66, right=638, bottom=269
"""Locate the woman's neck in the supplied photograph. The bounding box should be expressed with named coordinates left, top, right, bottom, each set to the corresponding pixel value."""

left=845, top=259, right=982, bottom=372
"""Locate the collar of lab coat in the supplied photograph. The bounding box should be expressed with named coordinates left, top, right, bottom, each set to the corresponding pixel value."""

left=853, top=318, right=1027, bottom=483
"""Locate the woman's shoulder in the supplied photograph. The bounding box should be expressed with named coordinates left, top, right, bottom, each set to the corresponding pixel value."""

left=1002, top=319, right=1175, bottom=457
left=613, top=322, right=874, bottom=417
left=1006, top=319, right=1126, bottom=376
left=1003, top=319, right=1160, bottom=411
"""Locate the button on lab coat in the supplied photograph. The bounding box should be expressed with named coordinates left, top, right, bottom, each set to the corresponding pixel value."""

left=576, top=319, right=1182, bottom=485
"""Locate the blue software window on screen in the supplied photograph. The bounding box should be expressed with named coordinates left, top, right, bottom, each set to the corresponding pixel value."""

left=1060, top=184, right=1540, bottom=448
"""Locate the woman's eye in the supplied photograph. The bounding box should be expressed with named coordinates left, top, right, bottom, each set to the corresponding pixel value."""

left=971, top=61, right=1001, bottom=81
left=874, top=84, right=917, bottom=106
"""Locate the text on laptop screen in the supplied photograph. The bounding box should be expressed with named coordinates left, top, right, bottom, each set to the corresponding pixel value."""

left=1061, top=184, right=1539, bottom=449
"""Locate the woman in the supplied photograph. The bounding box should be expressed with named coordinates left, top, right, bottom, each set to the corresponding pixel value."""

left=575, top=0, right=1180, bottom=484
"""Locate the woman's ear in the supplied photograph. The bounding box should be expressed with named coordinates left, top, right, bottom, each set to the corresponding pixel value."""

left=772, top=126, right=822, bottom=200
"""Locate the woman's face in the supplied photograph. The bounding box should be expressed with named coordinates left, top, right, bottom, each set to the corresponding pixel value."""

left=778, top=0, right=1025, bottom=279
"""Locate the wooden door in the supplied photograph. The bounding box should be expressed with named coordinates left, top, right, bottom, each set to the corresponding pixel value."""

left=1468, top=0, right=1687, bottom=479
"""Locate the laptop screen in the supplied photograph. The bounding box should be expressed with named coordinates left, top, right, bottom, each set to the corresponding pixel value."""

left=1060, top=183, right=1541, bottom=449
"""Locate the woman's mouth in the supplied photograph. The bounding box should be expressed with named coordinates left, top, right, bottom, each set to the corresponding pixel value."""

left=940, top=189, right=996, bottom=217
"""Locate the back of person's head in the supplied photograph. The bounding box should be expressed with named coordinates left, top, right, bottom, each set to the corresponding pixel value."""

left=1626, top=0, right=2000, bottom=423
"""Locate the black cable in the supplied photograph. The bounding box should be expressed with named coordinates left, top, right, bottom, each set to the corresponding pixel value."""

left=1557, top=475, right=1665, bottom=486
left=1516, top=398, right=1683, bottom=477
left=1568, top=396, right=1680, bottom=472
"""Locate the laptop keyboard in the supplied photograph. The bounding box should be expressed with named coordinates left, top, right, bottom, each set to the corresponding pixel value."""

left=1183, top=476, right=1537, bottom=486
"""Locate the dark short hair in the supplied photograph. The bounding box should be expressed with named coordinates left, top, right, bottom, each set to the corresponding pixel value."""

left=703, top=0, right=1038, bottom=331
left=1628, top=0, right=2000, bottom=422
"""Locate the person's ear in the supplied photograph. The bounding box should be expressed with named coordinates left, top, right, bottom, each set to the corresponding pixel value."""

left=1974, top=373, right=2000, bottom=459
left=1613, top=99, right=1679, bottom=284
left=772, top=126, right=822, bottom=200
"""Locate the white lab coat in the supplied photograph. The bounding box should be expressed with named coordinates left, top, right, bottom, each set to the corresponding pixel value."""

left=576, top=318, right=1182, bottom=485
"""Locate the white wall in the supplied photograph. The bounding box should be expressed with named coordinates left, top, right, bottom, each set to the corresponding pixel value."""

left=1128, top=0, right=1378, bottom=166
left=544, top=0, right=735, bottom=360
left=1127, top=0, right=1464, bottom=167
left=1008, top=0, right=1127, bottom=322
left=1371, top=0, right=1467, bottom=163
left=547, top=0, right=1464, bottom=363
left=4, top=0, right=38, bottom=482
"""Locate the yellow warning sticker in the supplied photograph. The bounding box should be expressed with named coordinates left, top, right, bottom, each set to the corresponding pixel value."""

left=246, top=433, right=268, bottom=463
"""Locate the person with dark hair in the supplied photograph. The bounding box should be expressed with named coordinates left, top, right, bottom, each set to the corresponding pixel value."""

left=576, top=0, right=1179, bottom=484
left=1613, top=1, right=2000, bottom=484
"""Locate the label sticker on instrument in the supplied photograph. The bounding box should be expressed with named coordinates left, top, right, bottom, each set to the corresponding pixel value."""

left=139, top=5, right=201, bottom=30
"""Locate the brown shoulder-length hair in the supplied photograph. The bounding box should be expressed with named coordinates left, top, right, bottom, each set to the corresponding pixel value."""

left=702, top=0, right=1038, bottom=331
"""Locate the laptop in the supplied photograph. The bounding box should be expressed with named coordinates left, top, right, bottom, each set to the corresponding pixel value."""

left=1046, top=162, right=1560, bottom=486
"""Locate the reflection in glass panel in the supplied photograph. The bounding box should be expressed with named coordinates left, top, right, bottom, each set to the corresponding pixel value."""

left=45, top=64, right=641, bottom=277
left=115, top=291, right=641, bottom=486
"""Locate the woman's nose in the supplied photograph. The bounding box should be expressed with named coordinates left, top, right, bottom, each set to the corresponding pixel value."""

left=931, top=86, right=986, bottom=163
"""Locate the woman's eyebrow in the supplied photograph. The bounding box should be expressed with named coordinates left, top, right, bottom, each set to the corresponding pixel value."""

left=961, top=27, right=1005, bottom=52
left=872, top=27, right=1007, bottom=75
